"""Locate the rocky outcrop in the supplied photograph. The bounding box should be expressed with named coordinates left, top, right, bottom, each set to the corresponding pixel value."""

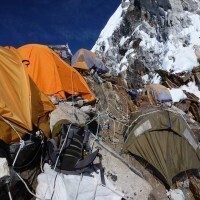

left=92, top=0, right=200, bottom=88
left=189, top=177, right=200, bottom=200
left=91, top=137, right=152, bottom=200
left=50, top=102, right=90, bottom=131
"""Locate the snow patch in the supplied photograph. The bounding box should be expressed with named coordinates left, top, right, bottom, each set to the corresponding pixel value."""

left=151, top=74, right=161, bottom=84
left=169, top=82, right=200, bottom=103
left=162, top=12, right=200, bottom=73
left=119, top=49, right=135, bottom=73
left=119, top=36, right=129, bottom=46
left=138, top=31, right=163, bottom=55
left=172, top=47, right=198, bottom=72
left=100, top=5, right=122, bottom=38
left=142, top=74, right=149, bottom=84
left=169, top=88, right=187, bottom=103
left=92, top=4, right=123, bottom=53
left=133, top=12, right=200, bottom=74
left=167, top=189, right=185, bottom=200
left=180, top=82, right=200, bottom=99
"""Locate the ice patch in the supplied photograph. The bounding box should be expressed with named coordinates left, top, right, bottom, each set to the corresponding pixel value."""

left=142, top=74, right=149, bottom=84
left=172, top=47, right=198, bottom=72
left=180, top=82, right=200, bottom=99
left=162, top=12, right=200, bottom=73
left=151, top=74, right=161, bottom=84
left=138, top=30, right=163, bottom=55
left=169, top=88, right=187, bottom=102
left=169, top=82, right=200, bottom=103
left=119, top=49, right=135, bottom=72
left=167, top=189, right=185, bottom=200
left=119, top=36, right=129, bottom=46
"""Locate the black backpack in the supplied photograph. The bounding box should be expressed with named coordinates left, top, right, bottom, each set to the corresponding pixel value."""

left=47, top=123, right=101, bottom=174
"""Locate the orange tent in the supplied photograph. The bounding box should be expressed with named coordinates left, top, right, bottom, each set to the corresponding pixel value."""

left=71, top=48, right=108, bottom=73
left=72, top=49, right=96, bottom=70
left=18, top=44, right=95, bottom=101
left=0, top=46, right=55, bottom=143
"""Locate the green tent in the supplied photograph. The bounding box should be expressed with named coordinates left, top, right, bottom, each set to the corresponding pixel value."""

left=123, top=110, right=200, bottom=186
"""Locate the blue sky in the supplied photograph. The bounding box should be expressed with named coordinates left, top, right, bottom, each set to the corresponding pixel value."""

left=0, top=0, right=121, bottom=53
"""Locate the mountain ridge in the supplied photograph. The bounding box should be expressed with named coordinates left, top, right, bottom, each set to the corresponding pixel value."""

left=92, top=0, right=200, bottom=90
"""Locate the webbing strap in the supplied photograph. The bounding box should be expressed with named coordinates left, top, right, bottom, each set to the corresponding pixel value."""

left=167, top=111, right=172, bottom=130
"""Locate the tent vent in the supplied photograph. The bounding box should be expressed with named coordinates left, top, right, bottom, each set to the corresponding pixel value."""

left=134, top=120, right=152, bottom=137
left=183, top=129, right=199, bottom=150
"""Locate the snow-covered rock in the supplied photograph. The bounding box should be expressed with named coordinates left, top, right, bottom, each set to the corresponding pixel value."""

left=80, top=105, right=96, bottom=114
left=0, top=158, right=10, bottom=180
left=180, top=81, right=200, bottom=99
left=169, top=88, right=187, bottom=103
left=92, top=0, right=200, bottom=88
left=167, top=189, right=185, bottom=200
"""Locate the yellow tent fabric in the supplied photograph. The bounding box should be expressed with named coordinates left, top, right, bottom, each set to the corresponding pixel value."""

left=18, top=44, right=95, bottom=102
left=0, top=46, right=55, bottom=144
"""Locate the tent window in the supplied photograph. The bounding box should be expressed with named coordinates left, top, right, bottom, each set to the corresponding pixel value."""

left=183, top=129, right=199, bottom=150
left=134, top=120, right=152, bottom=137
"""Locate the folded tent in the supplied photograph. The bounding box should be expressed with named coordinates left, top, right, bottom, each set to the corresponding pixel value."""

left=0, top=46, right=55, bottom=144
left=71, top=48, right=108, bottom=74
left=18, top=44, right=95, bottom=102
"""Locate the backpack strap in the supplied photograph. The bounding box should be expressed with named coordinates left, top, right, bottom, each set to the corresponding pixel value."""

left=75, top=149, right=99, bottom=170
left=47, top=139, right=59, bottom=165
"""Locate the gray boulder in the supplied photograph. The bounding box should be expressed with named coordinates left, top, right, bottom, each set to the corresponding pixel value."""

left=50, top=102, right=89, bottom=131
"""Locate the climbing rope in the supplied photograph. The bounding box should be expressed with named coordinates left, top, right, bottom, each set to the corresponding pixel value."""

left=112, top=119, right=119, bottom=145
left=0, top=116, right=46, bottom=200
left=75, top=173, right=83, bottom=200
left=54, top=123, right=72, bottom=170
left=16, top=172, right=48, bottom=200
left=0, top=116, right=23, bottom=141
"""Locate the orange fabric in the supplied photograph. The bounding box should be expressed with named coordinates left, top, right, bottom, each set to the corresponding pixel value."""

left=0, top=46, right=55, bottom=143
left=18, top=44, right=95, bottom=102
left=73, top=61, right=89, bottom=70
left=29, top=77, right=56, bottom=137
left=0, top=47, right=32, bottom=132
left=72, top=48, right=96, bottom=70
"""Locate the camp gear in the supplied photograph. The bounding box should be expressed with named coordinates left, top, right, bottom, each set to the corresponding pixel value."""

left=0, top=46, right=55, bottom=144
left=47, top=123, right=100, bottom=173
left=9, top=133, right=44, bottom=169
left=72, top=48, right=108, bottom=74
left=0, top=128, right=44, bottom=170
left=123, top=110, right=200, bottom=186
left=126, top=89, right=138, bottom=100
left=36, top=164, right=122, bottom=200
left=0, top=158, right=10, bottom=187
left=18, top=44, right=95, bottom=102
left=146, top=84, right=172, bottom=106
